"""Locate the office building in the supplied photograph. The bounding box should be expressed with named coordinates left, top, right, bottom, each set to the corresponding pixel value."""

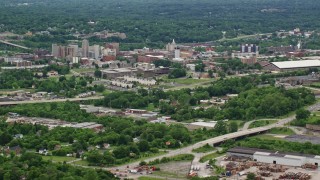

left=82, top=39, right=89, bottom=57
left=241, top=44, right=259, bottom=53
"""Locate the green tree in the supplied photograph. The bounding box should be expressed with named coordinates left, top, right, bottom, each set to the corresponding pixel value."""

left=214, top=121, right=227, bottom=135
left=84, top=170, right=99, bottom=180
left=94, top=70, right=102, bottom=78
left=246, top=173, right=256, bottom=180
left=296, top=109, right=311, bottom=120
left=138, top=140, right=150, bottom=152
left=229, top=122, right=238, bottom=133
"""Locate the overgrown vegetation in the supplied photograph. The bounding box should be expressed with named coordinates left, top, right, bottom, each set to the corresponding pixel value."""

left=147, top=154, right=194, bottom=165
left=0, top=153, right=117, bottom=179
left=192, top=143, right=215, bottom=153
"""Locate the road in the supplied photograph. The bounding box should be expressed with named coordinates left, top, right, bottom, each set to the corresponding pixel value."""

left=217, top=33, right=273, bottom=42
left=106, top=101, right=320, bottom=178
left=0, top=40, right=30, bottom=50
left=0, top=96, right=104, bottom=106
left=241, top=119, right=278, bottom=131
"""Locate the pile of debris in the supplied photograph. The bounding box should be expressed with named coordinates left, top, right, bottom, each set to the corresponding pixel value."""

left=302, top=163, right=318, bottom=170
left=258, top=171, right=272, bottom=177
left=258, top=164, right=287, bottom=173
left=224, top=155, right=251, bottom=162
left=279, top=172, right=311, bottom=180
left=225, top=161, right=252, bottom=172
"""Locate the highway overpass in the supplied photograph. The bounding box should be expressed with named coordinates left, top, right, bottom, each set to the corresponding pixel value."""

left=0, top=40, right=30, bottom=50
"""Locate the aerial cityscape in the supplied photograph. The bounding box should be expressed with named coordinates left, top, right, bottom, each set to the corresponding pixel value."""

left=1, top=0, right=320, bottom=179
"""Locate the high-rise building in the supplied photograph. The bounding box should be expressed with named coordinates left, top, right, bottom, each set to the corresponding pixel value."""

left=52, top=44, right=67, bottom=58
left=105, top=43, right=119, bottom=55
left=52, top=44, right=60, bottom=57
left=174, top=47, right=181, bottom=59
left=166, top=39, right=177, bottom=52
left=89, top=45, right=100, bottom=60
left=67, top=44, right=79, bottom=57
left=241, top=44, right=259, bottom=53
left=82, top=39, right=89, bottom=57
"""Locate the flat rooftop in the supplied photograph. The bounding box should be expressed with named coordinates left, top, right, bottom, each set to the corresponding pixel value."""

left=228, top=147, right=318, bottom=158
left=190, top=121, right=217, bottom=128
left=228, top=147, right=276, bottom=155
left=272, top=60, right=320, bottom=69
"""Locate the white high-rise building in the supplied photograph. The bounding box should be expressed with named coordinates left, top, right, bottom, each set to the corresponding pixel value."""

left=175, top=47, right=181, bottom=59
left=82, top=39, right=89, bottom=57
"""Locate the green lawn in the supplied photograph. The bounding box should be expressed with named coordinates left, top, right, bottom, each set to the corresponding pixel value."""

left=145, top=103, right=156, bottom=111
left=268, top=127, right=295, bottom=135
left=73, top=160, right=89, bottom=166
left=250, top=134, right=286, bottom=141
left=72, top=68, right=96, bottom=73
left=139, top=177, right=164, bottom=180
left=310, top=82, right=320, bottom=88
left=249, top=120, right=278, bottom=129
left=192, top=143, right=215, bottom=153
left=102, top=89, right=113, bottom=95
left=42, top=156, right=77, bottom=163
left=199, top=152, right=225, bottom=163
left=166, top=78, right=212, bottom=85
left=152, top=171, right=186, bottom=179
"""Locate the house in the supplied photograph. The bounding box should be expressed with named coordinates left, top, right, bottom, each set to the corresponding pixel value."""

left=127, top=109, right=147, bottom=114
left=54, top=144, right=62, bottom=150
left=47, top=71, right=59, bottom=77
left=38, top=148, right=48, bottom=155
left=103, top=143, right=110, bottom=149
left=14, top=134, right=23, bottom=139
left=7, top=145, right=22, bottom=155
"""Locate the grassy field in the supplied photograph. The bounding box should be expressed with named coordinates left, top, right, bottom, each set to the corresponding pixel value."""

left=72, top=68, right=96, bottom=73
left=192, top=143, right=215, bottom=153
left=102, top=89, right=113, bottom=95
left=161, top=76, right=212, bottom=85
left=199, top=152, right=225, bottom=163
left=152, top=171, right=186, bottom=179
left=268, top=127, right=295, bottom=135
left=42, top=156, right=77, bottom=163
left=249, top=120, right=278, bottom=129
left=250, top=134, right=286, bottom=141
left=148, top=154, right=194, bottom=166
left=145, top=103, right=156, bottom=111
left=139, top=177, right=164, bottom=180
left=73, top=160, right=89, bottom=166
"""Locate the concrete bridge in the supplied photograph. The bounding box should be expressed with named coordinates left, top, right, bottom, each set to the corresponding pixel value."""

left=0, top=40, right=30, bottom=50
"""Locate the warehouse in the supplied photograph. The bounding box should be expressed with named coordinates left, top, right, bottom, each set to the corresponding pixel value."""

left=263, top=60, right=320, bottom=72
left=227, top=147, right=320, bottom=167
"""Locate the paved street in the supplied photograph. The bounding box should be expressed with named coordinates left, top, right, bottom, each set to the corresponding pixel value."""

left=106, top=101, right=320, bottom=178
left=0, top=96, right=104, bottom=106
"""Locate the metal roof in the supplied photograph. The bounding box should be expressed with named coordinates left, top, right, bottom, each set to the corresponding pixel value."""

left=229, top=147, right=318, bottom=159
left=272, top=60, right=320, bottom=69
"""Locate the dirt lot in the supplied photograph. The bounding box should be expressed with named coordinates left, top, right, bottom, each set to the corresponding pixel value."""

left=155, top=161, right=191, bottom=178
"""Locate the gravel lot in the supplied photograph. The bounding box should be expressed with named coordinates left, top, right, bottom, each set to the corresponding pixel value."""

left=285, top=134, right=320, bottom=144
